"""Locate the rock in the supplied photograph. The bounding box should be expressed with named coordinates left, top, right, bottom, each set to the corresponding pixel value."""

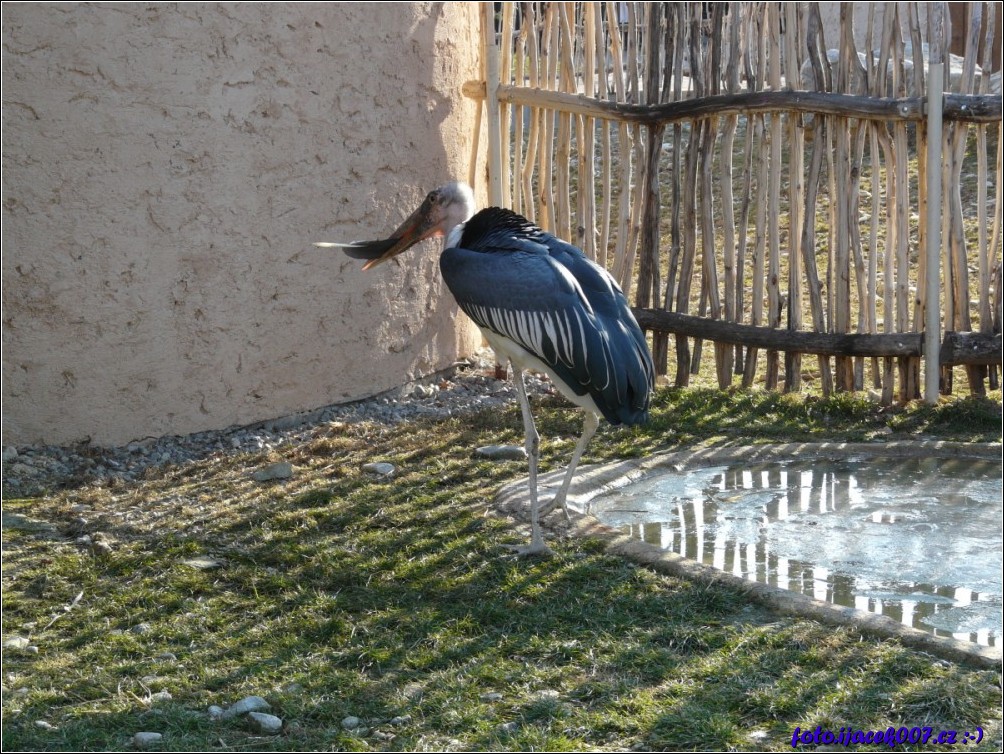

left=401, top=682, right=424, bottom=700
left=389, top=714, right=412, bottom=725
left=92, top=540, right=114, bottom=556
left=533, top=689, right=559, bottom=700
left=133, top=732, right=163, bottom=747
left=148, top=690, right=172, bottom=703
left=252, top=462, right=293, bottom=482
left=362, top=462, right=395, bottom=477
left=182, top=556, right=221, bottom=570
left=248, top=712, right=283, bottom=733
left=154, top=652, right=178, bottom=662
left=5, top=461, right=36, bottom=479
left=2, top=512, right=57, bottom=533
left=222, top=695, right=271, bottom=719
left=498, top=721, right=519, bottom=734
left=475, top=445, right=526, bottom=461
left=479, top=692, right=503, bottom=702
left=2, top=446, right=17, bottom=462
left=207, top=705, right=224, bottom=720
left=129, top=623, right=152, bottom=635
left=341, top=715, right=361, bottom=730
left=3, top=636, right=30, bottom=650
left=34, top=720, right=57, bottom=730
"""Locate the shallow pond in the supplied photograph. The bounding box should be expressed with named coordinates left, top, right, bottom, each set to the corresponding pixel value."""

left=589, top=456, right=1002, bottom=646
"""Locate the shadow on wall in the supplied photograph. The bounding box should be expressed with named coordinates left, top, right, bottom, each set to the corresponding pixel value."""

left=1, top=3, right=480, bottom=447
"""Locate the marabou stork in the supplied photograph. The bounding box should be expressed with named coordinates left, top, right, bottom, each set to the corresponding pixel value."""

left=317, top=182, right=654, bottom=556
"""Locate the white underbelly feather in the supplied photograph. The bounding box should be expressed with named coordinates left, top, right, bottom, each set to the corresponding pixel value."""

left=481, top=329, right=602, bottom=416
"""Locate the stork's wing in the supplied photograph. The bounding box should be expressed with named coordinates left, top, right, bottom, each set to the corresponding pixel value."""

left=440, top=239, right=652, bottom=426
left=536, top=232, right=654, bottom=401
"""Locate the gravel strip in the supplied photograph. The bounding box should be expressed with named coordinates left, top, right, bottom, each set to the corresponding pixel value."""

left=2, top=351, right=555, bottom=495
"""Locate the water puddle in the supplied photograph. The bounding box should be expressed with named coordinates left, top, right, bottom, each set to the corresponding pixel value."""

left=589, top=456, right=1002, bottom=646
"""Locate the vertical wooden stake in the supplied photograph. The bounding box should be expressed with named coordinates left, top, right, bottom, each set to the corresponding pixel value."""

left=925, top=61, right=944, bottom=405
left=482, top=2, right=503, bottom=207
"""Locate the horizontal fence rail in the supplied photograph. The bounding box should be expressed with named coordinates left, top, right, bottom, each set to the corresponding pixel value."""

left=634, top=308, right=1002, bottom=364
left=471, top=82, right=1004, bottom=124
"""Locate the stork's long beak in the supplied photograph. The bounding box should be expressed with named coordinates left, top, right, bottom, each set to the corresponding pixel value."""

left=315, top=198, right=444, bottom=271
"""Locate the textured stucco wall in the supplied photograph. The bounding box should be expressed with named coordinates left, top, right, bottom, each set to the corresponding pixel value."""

left=2, top=2, right=483, bottom=447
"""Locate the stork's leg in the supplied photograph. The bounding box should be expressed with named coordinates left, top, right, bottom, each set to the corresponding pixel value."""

left=540, top=411, right=599, bottom=520
left=504, top=364, right=551, bottom=557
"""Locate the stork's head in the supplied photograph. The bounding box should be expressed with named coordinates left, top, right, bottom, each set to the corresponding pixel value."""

left=318, top=182, right=476, bottom=271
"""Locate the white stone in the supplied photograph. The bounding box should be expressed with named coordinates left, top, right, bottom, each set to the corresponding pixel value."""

left=475, top=445, right=526, bottom=460
left=132, top=732, right=163, bottom=747
left=182, top=556, right=222, bottom=570
left=252, top=462, right=293, bottom=482
left=248, top=712, right=283, bottom=733
left=221, top=695, right=271, bottom=719
left=362, top=462, right=395, bottom=477
left=92, top=540, right=114, bottom=556
left=341, top=715, right=361, bottom=730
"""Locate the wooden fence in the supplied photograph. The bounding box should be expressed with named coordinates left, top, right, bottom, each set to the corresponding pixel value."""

left=470, top=1, right=1003, bottom=403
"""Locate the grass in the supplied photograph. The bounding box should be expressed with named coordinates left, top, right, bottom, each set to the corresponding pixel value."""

left=2, top=382, right=1002, bottom=751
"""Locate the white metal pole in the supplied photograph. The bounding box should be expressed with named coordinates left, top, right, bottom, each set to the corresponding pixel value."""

left=924, top=61, right=944, bottom=404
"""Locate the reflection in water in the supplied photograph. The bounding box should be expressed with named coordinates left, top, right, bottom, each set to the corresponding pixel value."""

left=591, top=457, right=1002, bottom=646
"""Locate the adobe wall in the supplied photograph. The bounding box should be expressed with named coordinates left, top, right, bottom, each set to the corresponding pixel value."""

left=2, top=3, right=483, bottom=446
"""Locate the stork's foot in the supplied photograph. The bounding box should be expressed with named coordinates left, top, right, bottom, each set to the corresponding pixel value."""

left=538, top=496, right=572, bottom=522
left=503, top=541, right=554, bottom=558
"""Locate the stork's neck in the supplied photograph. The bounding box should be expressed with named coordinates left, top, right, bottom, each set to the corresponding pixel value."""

left=444, top=221, right=467, bottom=251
